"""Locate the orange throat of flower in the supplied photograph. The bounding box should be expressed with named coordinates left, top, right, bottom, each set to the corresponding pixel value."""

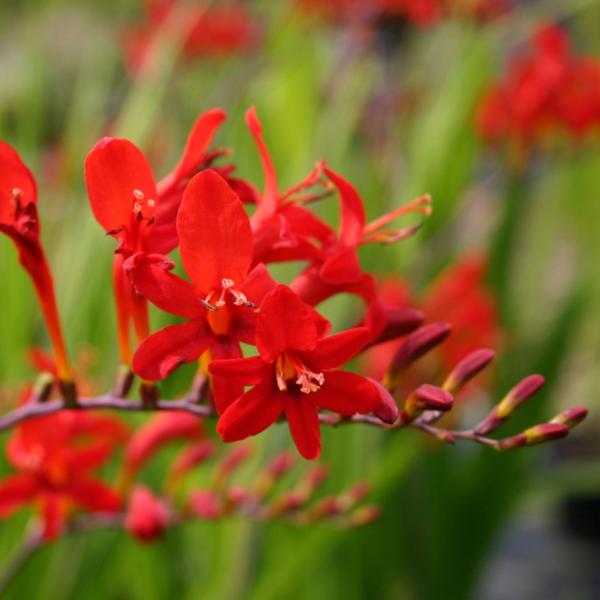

left=275, top=353, right=324, bottom=394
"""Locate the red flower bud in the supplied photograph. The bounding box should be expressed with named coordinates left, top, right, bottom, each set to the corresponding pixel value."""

left=189, top=490, right=223, bottom=520
left=443, top=349, right=495, bottom=394
left=404, top=384, right=453, bottom=418
left=550, top=407, right=588, bottom=429
left=125, top=486, right=170, bottom=543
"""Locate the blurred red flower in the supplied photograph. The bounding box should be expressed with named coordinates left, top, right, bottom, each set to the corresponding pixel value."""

left=0, top=410, right=127, bottom=540
left=477, top=24, right=600, bottom=147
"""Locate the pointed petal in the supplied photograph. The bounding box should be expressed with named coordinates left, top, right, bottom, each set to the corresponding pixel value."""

left=158, top=108, right=227, bottom=195
left=324, top=167, right=365, bottom=248
left=68, top=478, right=121, bottom=512
left=256, top=285, right=330, bottom=361
left=0, top=474, right=38, bottom=517
left=315, top=371, right=381, bottom=415
left=319, top=247, right=363, bottom=285
left=210, top=337, right=243, bottom=414
left=304, top=327, right=371, bottom=370
left=84, top=137, right=158, bottom=233
left=217, top=381, right=284, bottom=442
left=209, top=355, right=271, bottom=384
left=40, top=492, right=66, bottom=541
left=133, top=319, right=212, bottom=381
left=0, top=141, right=37, bottom=225
left=125, top=253, right=204, bottom=319
left=240, top=263, right=277, bottom=305
left=285, top=396, right=321, bottom=460
left=245, top=107, right=278, bottom=219
left=177, top=170, right=253, bottom=295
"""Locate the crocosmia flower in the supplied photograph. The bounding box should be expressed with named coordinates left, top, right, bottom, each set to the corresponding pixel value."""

left=130, top=169, right=275, bottom=412
left=0, top=410, right=127, bottom=540
left=0, top=142, right=71, bottom=380
left=210, top=285, right=383, bottom=459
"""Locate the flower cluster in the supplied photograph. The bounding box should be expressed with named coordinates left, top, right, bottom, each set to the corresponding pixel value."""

left=477, top=24, right=600, bottom=150
left=0, top=104, right=588, bottom=551
left=123, top=0, right=260, bottom=74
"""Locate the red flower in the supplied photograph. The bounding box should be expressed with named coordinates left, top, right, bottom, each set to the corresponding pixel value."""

left=85, top=110, right=226, bottom=364
left=210, top=285, right=383, bottom=459
left=0, top=411, right=127, bottom=540
left=123, top=0, right=260, bottom=75
left=477, top=24, right=600, bottom=149
left=130, top=169, right=276, bottom=412
left=0, top=142, right=71, bottom=380
left=291, top=167, right=430, bottom=338
left=125, top=486, right=170, bottom=543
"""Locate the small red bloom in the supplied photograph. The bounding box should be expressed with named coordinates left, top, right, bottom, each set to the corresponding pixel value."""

left=130, top=169, right=276, bottom=412
left=125, top=486, right=170, bottom=543
left=0, top=142, right=71, bottom=380
left=0, top=411, right=127, bottom=540
left=85, top=111, right=226, bottom=364
left=210, top=286, right=383, bottom=460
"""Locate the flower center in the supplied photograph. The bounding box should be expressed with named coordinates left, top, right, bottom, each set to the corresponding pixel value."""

left=131, top=188, right=156, bottom=222
left=202, top=278, right=254, bottom=311
left=275, top=353, right=324, bottom=394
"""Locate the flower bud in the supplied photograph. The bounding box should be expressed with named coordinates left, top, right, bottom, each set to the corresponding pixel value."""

left=523, top=423, right=569, bottom=446
left=404, top=384, right=453, bottom=419
left=369, top=307, right=425, bottom=345
left=387, top=323, right=452, bottom=375
left=442, top=349, right=495, bottom=395
left=349, top=506, right=380, bottom=527
left=550, top=407, right=588, bottom=429
left=125, top=486, right=170, bottom=543
left=476, top=374, right=545, bottom=435
left=368, top=378, right=399, bottom=424
left=169, top=440, right=216, bottom=482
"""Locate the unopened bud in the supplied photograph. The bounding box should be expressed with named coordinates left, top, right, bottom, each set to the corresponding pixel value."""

left=550, top=407, right=588, bottom=429
left=369, top=307, right=425, bottom=345
left=169, top=440, right=216, bottom=482
left=214, top=444, right=253, bottom=488
left=404, top=384, right=453, bottom=419
left=523, top=423, right=569, bottom=446
left=369, top=378, right=399, bottom=424
left=443, top=349, right=495, bottom=394
left=255, top=451, right=296, bottom=497
left=349, top=506, right=380, bottom=527
left=387, top=323, right=451, bottom=377
left=312, top=497, right=342, bottom=519
left=476, top=374, right=545, bottom=435
left=125, top=486, right=170, bottom=543
left=226, top=485, right=248, bottom=509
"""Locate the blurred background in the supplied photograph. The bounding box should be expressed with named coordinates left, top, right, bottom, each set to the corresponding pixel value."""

left=1, top=0, right=600, bottom=598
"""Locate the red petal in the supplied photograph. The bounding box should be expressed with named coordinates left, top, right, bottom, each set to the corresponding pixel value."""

left=158, top=108, right=227, bottom=195
left=217, top=381, right=284, bottom=442
left=245, top=107, right=278, bottom=220
left=84, top=137, right=158, bottom=233
left=0, top=141, right=37, bottom=225
left=0, top=474, right=38, bottom=517
left=68, top=478, right=121, bottom=512
left=303, top=327, right=371, bottom=370
left=126, top=253, right=204, bottom=319
left=314, top=371, right=381, bottom=415
left=256, top=285, right=330, bottom=361
left=210, top=337, right=243, bottom=414
left=40, top=492, right=66, bottom=540
left=284, top=396, right=321, bottom=460
left=133, top=319, right=212, bottom=380
left=324, top=167, right=365, bottom=248
left=319, top=247, right=362, bottom=285
left=177, top=170, right=253, bottom=295
left=209, top=355, right=271, bottom=384
left=240, top=263, right=277, bottom=304
left=125, top=412, right=203, bottom=474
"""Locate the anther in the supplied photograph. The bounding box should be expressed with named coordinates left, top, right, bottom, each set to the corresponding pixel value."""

left=147, top=198, right=156, bottom=208
left=133, top=202, right=142, bottom=214
left=133, top=189, right=144, bottom=200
